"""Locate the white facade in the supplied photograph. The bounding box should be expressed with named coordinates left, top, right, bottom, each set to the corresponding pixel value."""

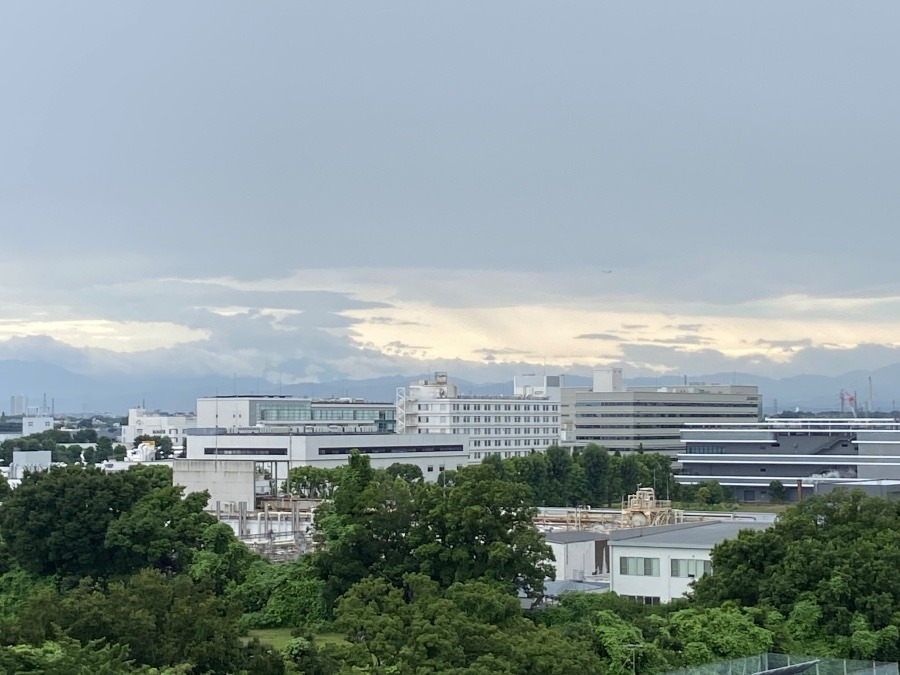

left=10, top=450, right=52, bottom=481
left=185, top=430, right=468, bottom=482
left=561, top=371, right=760, bottom=453
left=545, top=531, right=609, bottom=581
left=21, top=415, right=53, bottom=435
left=121, top=408, right=196, bottom=448
left=196, top=396, right=395, bottom=434
left=608, top=521, right=771, bottom=603
left=397, top=372, right=562, bottom=462
left=173, top=459, right=257, bottom=507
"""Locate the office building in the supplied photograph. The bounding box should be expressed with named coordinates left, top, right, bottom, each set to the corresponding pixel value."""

left=561, top=368, right=760, bottom=453
left=195, top=396, right=395, bottom=434
left=396, top=372, right=562, bottom=461
left=677, top=418, right=900, bottom=502
left=121, top=407, right=197, bottom=449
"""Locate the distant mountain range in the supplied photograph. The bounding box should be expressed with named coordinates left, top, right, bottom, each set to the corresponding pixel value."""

left=1, top=359, right=898, bottom=416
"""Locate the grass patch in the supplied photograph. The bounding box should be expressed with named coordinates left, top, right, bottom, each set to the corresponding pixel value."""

left=246, top=628, right=295, bottom=651
left=315, top=632, right=350, bottom=648
left=246, top=627, right=351, bottom=652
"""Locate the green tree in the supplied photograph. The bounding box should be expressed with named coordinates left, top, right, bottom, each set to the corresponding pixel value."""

left=768, top=479, right=787, bottom=502
left=619, top=454, right=646, bottom=498
left=312, top=452, right=416, bottom=606
left=73, top=428, right=98, bottom=443
left=104, top=486, right=216, bottom=575
left=385, top=462, right=424, bottom=485
left=545, top=445, right=573, bottom=506
left=693, top=491, right=900, bottom=661
left=334, top=574, right=602, bottom=674
left=0, top=636, right=146, bottom=674
left=411, top=461, right=554, bottom=596
left=581, top=443, right=610, bottom=508
left=95, top=437, right=114, bottom=461
left=0, top=465, right=171, bottom=578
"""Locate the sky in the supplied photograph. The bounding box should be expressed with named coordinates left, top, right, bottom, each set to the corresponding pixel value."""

left=2, top=1, right=900, bottom=385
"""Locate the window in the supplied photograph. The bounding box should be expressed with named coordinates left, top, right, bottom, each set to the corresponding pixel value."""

left=671, top=559, right=712, bottom=578
left=619, top=557, right=660, bottom=576
left=622, top=595, right=661, bottom=605
left=427, top=465, right=434, bottom=472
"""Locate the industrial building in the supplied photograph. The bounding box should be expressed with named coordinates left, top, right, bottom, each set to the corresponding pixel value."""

left=560, top=368, right=761, bottom=454
left=179, top=429, right=468, bottom=506
left=677, top=418, right=900, bottom=502
left=608, top=520, right=771, bottom=603
left=396, top=372, right=562, bottom=461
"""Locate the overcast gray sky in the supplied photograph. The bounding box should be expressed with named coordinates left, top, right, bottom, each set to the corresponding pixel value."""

left=2, top=1, right=899, bottom=383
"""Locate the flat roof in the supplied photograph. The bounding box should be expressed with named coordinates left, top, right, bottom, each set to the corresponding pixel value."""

left=609, top=521, right=771, bottom=549
left=544, top=530, right=609, bottom=544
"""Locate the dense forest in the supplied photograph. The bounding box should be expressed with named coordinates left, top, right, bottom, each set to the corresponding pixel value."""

left=0, top=450, right=897, bottom=673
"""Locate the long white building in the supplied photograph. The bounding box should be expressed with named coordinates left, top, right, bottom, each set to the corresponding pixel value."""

left=179, top=429, right=469, bottom=506
left=561, top=368, right=761, bottom=454
left=396, top=372, right=562, bottom=461
left=196, top=395, right=395, bottom=434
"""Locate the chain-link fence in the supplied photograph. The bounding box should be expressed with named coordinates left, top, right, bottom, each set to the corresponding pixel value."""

left=663, top=653, right=898, bottom=675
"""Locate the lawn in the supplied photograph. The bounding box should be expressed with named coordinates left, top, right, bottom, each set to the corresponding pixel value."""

left=247, top=627, right=350, bottom=651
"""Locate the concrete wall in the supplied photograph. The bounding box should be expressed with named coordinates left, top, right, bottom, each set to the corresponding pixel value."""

left=173, top=459, right=256, bottom=507
left=548, top=539, right=597, bottom=581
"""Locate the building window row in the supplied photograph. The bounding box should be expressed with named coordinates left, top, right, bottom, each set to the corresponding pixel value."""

left=453, top=403, right=559, bottom=412
left=203, top=448, right=288, bottom=456
left=670, top=558, right=712, bottom=578
left=621, top=595, right=661, bottom=605
left=683, top=446, right=727, bottom=454
left=619, top=556, right=660, bottom=576
left=575, top=402, right=758, bottom=409
left=318, top=444, right=464, bottom=456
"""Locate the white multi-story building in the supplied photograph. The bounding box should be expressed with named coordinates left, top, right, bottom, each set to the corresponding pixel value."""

left=178, top=430, right=469, bottom=506
left=121, top=408, right=197, bottom=449
left=396, top=372, right=562, bottom=462
left=561, top=368, right=761, bottom=454
left=195, top=395, right=396, bottom=434
left=608, top=520, right=771, bottom=604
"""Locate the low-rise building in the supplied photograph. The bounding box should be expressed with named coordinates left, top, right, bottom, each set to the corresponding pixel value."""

left=608, top=520, right=771, bottom=604
left=180, top=429, right=468, bottom=506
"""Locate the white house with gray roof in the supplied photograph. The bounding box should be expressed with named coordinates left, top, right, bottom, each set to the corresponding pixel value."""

left=608, top=520, right=771, bottom=603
